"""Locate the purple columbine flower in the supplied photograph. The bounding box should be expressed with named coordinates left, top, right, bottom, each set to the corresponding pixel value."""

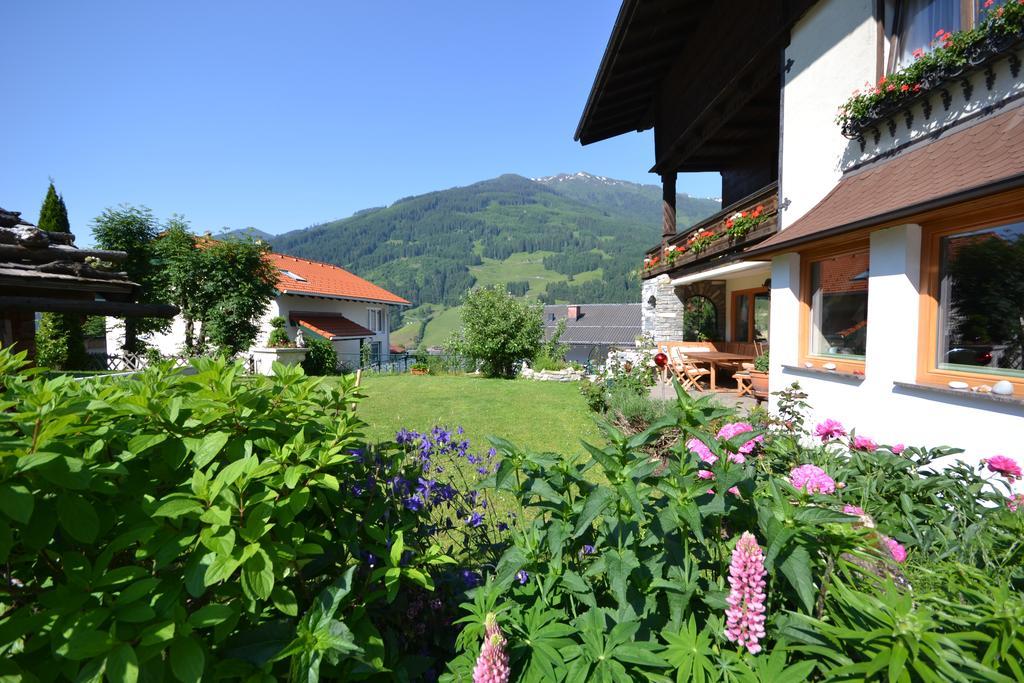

left=580, top=544, right=595, bottom=557
left=515, top=570, right=529, bottom=585
left=466, top=511, right=485, bottom=528
left=459, top=569, right=481, bottom=588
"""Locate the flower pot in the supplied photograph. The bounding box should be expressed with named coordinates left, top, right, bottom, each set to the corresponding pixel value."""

left=749, top=370, right=769, bottom=397
left=411, top=368, right=428, bottom=376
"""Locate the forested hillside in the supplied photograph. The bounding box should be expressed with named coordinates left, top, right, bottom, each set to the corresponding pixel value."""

left=267, top=172, right=718, bottom=345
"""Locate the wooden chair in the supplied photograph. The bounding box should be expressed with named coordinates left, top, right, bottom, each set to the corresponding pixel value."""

left=734, top=362, right=755, bottom=398
left=669, top=348, right=711, bottom=392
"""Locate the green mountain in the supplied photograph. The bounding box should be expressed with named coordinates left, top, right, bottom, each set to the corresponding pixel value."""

left=269, top=172, right=719, bottom=346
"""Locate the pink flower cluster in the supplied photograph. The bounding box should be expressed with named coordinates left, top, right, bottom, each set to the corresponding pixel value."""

left=789, top=464, right=836, bottom=495
left=688, top=423, right=763, bottom=480
left=891, top=443, right=906, bottom=454
left=724, top=532, right=767, bottom=655
left=473, top=614, right=510, bottom=683
left=883, top=537, right=907, bottom=563
left=852, top=435, right=877, bottom=452
left=1008, top=494, right=1024, bottom=513
left=814, top=419, right=846, bottom=442
left=983, top=455, right=1022, bottom=482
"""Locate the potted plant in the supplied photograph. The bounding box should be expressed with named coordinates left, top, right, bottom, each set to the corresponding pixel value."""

left=250, top=316, right=308, bottom=375
left=411, top=361, right=429, bottom=376
left=750, top=349, right=770, bottom=396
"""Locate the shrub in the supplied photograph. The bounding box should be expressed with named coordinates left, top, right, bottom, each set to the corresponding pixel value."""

left=35, top=312, right=89, bottom=370
left=448, top=286, right=543, bottom=378
left=442, top=383, right=1024, bottom=681
left=301, top=335, right=337, bottom=375
left=0, top=347, right=499, bottom=681
left=265, top=316, right=292, bottom=347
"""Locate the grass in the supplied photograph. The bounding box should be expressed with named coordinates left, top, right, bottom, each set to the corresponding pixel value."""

left=348, top=374, right=604, bottom=456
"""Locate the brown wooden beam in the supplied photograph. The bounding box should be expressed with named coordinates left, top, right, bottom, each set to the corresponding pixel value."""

left=0, top=244, right=127, bottom=263
left=0, top=296, right=178, bottom=318
left=662, top=172, right=677, bottom=239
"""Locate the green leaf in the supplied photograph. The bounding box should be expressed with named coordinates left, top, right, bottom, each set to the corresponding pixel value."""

left=271, top=585, right=298, bottom=616
left=57, top=493, right=99, bottom=543
left=779, top=545, right=816, bottom=614
left=152, top=497, right=203, bottom=519
left=185, top=432, right=230, bottom=468
left=59, top=629, right=114, bottom=660
left=241, top=547, right=275, bottom=601
left=188, top=604, right=235, bottom=628
left=0, top=484, right=34, bottom=524
left=170, top=636, right=204, bottom=683
left=203, top=554, right=240, bottom=586
left=105, top=644, right=139, bottom=683
left=573, top=487, right=615, bottom=538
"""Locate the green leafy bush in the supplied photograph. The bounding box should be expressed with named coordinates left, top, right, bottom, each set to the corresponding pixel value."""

left=443, top=383, right=1024, bottom=681
left=300, top=335, right=337, bottom=376
left=265, top=316, right=292, bottom=347
left=35, top=312, right=89, bottom=370
left=447, top=286, right=543, bottom=378
left=0, top=347, right=498, bottom=681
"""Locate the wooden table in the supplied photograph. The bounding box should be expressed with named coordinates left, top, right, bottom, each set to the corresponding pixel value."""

left=681, top=352, right=754, bottom=391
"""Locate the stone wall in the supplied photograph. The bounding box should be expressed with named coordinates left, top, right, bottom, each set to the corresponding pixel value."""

left=641, top=274, right=684, bottom=342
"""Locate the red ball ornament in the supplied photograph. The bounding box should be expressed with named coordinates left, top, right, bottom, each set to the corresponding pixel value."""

left=654, top=352, right=668, bottom=368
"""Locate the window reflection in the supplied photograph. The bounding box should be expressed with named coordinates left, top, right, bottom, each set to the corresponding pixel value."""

left=809, top=250, right=870, bottom=358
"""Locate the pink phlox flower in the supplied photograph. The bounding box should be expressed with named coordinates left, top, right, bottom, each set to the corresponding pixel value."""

left=843, top=504, right=864, bottom=516
left=697, top=470, right=715, bottom=480
left=789, top=464, right=836, bottom=495
left=1008, top=494, right=1024, bottom=512
left=473, top=614, right=510, bottom=683
left=883, top=537, right=907, bottom=563
left=814, top=419, right=847, bottom=442
left=852, top=435, right=878, bottom=452
left=687, top=438, right=714, bottom=463
left=983, top=455, right=1022, bottom=481
left=717, top=422, right=763, bottom=457
left=724, top=532, right=767, bottom=655
left=891, top=443, right=906, bottom=454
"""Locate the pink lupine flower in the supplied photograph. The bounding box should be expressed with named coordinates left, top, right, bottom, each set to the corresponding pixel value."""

left=983, top=455, right=1022, bottom=482
left=789, top=464, right=836, bottom=495
left=717, top=422, right=763, bottom=456
left=852, top=435, right=877, bottom=452
left=843, top=504, right=864, bottom=516
left=884, top=537, right=907, bottom=563
left=814, top=419, right=846, bottom=441
left=891, top=443, right=906, bottom=454
left=473, top=614, right=510, bottom=683
left=1008, top=494, right=1023, bottom=512
left=724, top=532, right=767, bottom=655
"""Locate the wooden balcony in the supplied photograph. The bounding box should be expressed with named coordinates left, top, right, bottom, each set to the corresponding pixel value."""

left=642, top=183, right=778, bottom=280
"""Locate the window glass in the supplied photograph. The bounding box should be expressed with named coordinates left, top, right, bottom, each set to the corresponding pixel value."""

left=683, top=296, right=717, bottom=342
left=809, top=250, right=870, bottom=358
left=937, top=221, right=1024, bottom=378
left=734, top=295, right=750, bottom=343
left=887, top=0, right=961, bottom=68
left=977, top=0, right=1010, bottom=23
left=753, top=292, right=771, bottom=343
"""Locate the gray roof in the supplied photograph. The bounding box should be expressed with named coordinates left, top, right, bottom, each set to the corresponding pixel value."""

left=543, top=304, right=642, bottom=346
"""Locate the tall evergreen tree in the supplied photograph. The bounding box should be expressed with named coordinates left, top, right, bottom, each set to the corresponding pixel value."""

left=34, top=181, right=88, bottom=369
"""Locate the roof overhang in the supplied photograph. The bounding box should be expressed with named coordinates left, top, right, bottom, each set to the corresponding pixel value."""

left=746, top=106, right=1024, bottom=258
left=669, top=260, right=769, bottom=286
left=291, top=313, right=376, bottom=341
left=279, top=289, right=411, bottom=307
left=0, top=296, right=178, bottom=318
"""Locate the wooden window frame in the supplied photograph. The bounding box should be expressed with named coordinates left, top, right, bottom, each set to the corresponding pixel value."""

left=799, top=239, right=871, bottom=375
left=917, top=203, right=1024, bottom=393
left=881, top=0, right=980, bottom=75
left=731, top=287, right=770, bottom=343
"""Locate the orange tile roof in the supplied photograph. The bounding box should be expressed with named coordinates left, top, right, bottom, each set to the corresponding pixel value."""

left=268, top=252, right=410, bottom=305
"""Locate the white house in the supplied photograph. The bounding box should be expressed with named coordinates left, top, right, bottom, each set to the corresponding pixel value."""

left=576, top=0, right=1024, bottom=462
left=107, top=251, right=410, bottom=370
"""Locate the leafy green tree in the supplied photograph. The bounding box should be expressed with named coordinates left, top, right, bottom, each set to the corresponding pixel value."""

left=301, top=335, right=338, bottom=375
left=91, top=205, right=164, bottom=353
left=34, top=181, right=87, bottom=369
left=153, top=222, right=279, bottom=356
left=449, top=285, right=543, bottom=378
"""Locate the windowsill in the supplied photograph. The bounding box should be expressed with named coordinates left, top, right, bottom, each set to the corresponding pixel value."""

left=893, top=381, right=1024, bottom=406
left=782, top=364, right=865, bottom=383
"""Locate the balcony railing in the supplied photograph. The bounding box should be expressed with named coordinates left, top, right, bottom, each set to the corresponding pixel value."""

left=642, top=183, right=778, bottom=279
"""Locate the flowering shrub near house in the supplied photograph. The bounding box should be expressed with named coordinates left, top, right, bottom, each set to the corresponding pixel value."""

left=442, top=384, right=1024, bottom=682
left=0, top=347, right=499, bottom=681
left=836, top=0, right=1024, bottom=136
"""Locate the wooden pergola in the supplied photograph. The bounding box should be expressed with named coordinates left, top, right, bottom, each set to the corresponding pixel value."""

left=0, top=207, right=177, bottom=359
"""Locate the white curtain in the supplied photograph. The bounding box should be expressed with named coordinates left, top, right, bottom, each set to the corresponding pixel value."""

left=893, top=0, right=962, bottom=68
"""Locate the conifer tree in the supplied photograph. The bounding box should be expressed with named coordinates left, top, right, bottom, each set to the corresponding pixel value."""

left=34, top=181, right=88, bottom=369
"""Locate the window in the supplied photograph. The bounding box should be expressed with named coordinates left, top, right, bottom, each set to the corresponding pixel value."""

left=367, top=308, right=383, bottom=332
left=370, top=341, right=382, bottom=363
left=732, top=288, right=770, bottom=343
left=682, top=296, right=717, bottom=342
left=933, top=220, right=1024, bottom=382
left=802, top=245, right=870, bottom=369
left=279, top=269, right=307, bottom=282
left=885, top=0, right=960, bottom=70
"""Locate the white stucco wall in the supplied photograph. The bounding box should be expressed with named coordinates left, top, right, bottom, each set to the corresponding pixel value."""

left=780, top=0, right=877, bottom=229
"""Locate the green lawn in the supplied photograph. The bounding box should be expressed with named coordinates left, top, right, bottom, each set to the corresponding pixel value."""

left=349, top=374, right=604, bottom=456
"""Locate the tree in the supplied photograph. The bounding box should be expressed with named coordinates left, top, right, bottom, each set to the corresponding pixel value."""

left=153, top=222, right=278, bottom=356
left=91, top=205, right=164, bottom=354
left=34, top=181, right=88, bottom=369
left=449, top=285, right=543, bottom=378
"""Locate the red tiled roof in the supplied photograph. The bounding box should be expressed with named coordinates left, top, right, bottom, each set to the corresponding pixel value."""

left=749, top=106, right=1024, bottom=256
left=291, top=312, right=376, bottom=340
left=268, top=252, right=410, bottom=305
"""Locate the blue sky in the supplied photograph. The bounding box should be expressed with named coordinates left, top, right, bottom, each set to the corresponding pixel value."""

left=1, top=1, right=719, bottom=242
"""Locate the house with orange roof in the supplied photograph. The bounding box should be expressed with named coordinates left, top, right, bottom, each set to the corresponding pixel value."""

left=108, top=250, right=410, bottom=370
